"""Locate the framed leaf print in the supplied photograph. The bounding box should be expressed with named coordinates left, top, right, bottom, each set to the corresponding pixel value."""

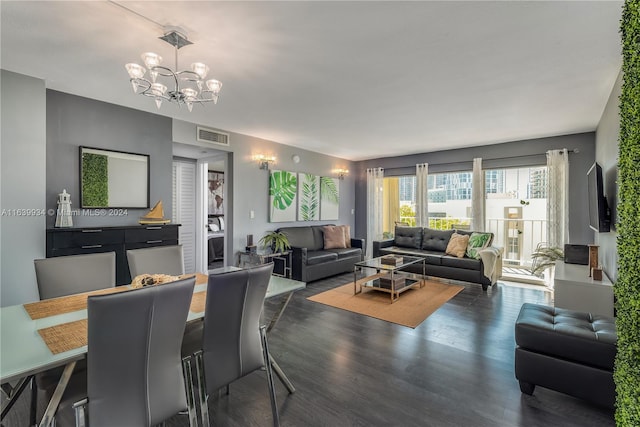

left=320, top=177, right=339, bottom=220
left=269, top=170, right=297, bottom=222
left=297, top=173, right=320, bottom=221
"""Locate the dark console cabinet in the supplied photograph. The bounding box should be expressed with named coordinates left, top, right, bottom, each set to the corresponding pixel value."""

left=46, top=224, right=179, bottom=285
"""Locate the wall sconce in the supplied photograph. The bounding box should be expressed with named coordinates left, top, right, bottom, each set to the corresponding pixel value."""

left=255, top=154, right=276, bottom=170
left=335, top=168, right=349, bottom=180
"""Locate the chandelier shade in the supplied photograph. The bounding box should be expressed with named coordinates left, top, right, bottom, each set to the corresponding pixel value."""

left=125, top=28, right=222, bottom=112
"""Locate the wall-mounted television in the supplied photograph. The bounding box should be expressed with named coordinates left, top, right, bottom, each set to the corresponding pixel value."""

left=80, top=146, right=150, bottom=209
left=587, top=162, right=611, bottom=232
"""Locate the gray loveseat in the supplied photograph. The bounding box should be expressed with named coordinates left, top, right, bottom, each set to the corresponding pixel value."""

left=373, top=226, right=503, bottom=290
left=276, top=225, right=364, bottom=283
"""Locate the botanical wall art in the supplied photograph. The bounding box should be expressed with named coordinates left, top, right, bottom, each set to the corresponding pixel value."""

left=269, top=170, right=297, bottom=222
left=320, top=177, right=339, bottom=220
left=297, top=173, right=320, bottom=221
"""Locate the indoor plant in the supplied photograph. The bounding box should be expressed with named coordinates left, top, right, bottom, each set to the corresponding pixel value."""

left=530, top=245, right=564, bottom=278
left=259, top=230, right=291, bottom=254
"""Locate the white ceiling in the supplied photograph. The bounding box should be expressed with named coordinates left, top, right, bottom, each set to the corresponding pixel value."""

left=1, top=1, right=623, bottom=161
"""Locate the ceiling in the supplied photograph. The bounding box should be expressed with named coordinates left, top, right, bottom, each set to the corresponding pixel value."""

left=1, top=1, right=623, bottom=161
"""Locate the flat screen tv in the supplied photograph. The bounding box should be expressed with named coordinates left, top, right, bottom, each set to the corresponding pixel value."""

left=587, top=162, right=610, bottom=232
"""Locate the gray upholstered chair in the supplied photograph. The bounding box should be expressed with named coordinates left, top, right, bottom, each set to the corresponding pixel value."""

left=125, top=244, right=204, bottom=359
left=126, top=245, right=185, bottom=278
left=54, top=276, right=198, bottom=427
left=32, top=252, right=116, bottom=422
left=194, top=263, right=280, bottom=427
left=34, top=252, right=116, bottom=299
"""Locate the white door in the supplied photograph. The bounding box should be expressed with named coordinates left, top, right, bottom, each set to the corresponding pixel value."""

left=172, top=160, right=197, bottom=273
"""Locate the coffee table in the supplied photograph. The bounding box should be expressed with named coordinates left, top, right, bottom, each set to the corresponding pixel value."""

left=353, top=255, right=426, bottom=303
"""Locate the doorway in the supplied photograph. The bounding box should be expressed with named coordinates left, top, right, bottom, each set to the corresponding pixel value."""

left=172, top=143, right=230, bottom=274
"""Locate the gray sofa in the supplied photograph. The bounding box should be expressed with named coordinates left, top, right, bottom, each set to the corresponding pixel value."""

left=276, top=225, right=364, bottom=283
left=373, top=226, right=503, bottom=290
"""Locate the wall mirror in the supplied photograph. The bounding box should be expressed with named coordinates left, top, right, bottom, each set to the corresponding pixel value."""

left=80, top=146, right=150, bottom=208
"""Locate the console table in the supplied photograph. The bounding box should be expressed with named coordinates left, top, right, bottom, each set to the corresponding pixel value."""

left=46, top=224, right=179, bottom=285
left=553, top=261, right=614, bottom=317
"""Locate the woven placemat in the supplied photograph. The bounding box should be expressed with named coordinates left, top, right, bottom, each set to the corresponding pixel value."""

left=24, top=287, right=125, bottom=320
left=25, top=273, right=208, bottom=320
left=38, top=319, right=88, bottom=354
left=190, top=291, right=207, bottom=313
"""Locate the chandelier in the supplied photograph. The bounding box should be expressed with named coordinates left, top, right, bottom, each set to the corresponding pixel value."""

left=125, top=27, right=222, bottom=112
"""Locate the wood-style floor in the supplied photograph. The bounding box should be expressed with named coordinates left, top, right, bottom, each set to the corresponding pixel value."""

left=3, top=273, right=615, bottom=427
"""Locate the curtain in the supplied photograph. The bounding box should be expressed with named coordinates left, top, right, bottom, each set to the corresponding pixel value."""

left=384, top=178, right=400, bottom=233
left=547, top=149, right=569, bottom=248
left=366, top=167, right=384, bottom=259
left=415, top=163, right=429, bottom=227
left=471, top=158, right=485, bottom=231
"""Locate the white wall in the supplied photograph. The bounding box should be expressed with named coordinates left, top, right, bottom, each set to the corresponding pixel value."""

left=1, top=70, right=46, bottom=305
left=595, top=69, right=622, bottom=281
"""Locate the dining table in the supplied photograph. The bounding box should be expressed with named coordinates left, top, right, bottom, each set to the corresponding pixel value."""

left=0, top=266, right=305, bottom=427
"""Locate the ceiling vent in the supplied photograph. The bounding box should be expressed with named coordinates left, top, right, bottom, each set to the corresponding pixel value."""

left=197, top=126, right=229, bottom=147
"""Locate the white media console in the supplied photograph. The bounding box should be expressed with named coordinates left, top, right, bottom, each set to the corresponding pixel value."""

left=553, top=261, right=614, bottom=317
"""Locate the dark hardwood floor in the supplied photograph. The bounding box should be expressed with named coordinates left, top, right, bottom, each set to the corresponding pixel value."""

left=3, top=274, right=615, bottom=427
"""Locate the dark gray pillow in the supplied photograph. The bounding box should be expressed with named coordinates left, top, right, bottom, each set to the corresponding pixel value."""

left=393, top=226, right=423, bottom=249
left=422, top=228, right=454, bottom=252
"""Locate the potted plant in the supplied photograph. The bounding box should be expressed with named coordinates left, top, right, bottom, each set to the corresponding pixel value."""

left=258, top=230, right=291, bottom=254
left=530, top=244, right=564, bottom=285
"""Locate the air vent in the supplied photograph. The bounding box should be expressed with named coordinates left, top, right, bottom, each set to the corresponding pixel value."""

left=197, top=126, right=230, bottom=147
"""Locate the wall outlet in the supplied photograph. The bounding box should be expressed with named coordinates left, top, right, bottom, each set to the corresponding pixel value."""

left=250, top=210, right=255, bottom=219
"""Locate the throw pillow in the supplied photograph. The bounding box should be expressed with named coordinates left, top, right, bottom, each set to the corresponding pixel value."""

left=466, top=232, right=492, bottom=259
left=323, top=225, right=346, bottom=249
left=446, top=233, right=469, bottom=258
left=340, top=225, right=351, bottom=248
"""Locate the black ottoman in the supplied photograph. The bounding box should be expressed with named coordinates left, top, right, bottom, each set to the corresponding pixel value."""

left=514, top=303, right=616, bottom=408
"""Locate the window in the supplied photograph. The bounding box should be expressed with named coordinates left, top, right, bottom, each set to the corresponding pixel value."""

left=427, top=172, right=472, bottom=230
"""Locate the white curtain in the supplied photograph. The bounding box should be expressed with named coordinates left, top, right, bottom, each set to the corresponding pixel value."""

left=366, top=167, right=384, bottom=259
left=471, top=158, right=485, bottom=231
left=415, top=163, right=429, bottom=227
left=547, top=149, right=569, bottom=248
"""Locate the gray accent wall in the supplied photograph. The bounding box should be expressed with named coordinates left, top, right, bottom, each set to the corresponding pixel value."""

left=354, top=132, right=597, bottom=246
left=595, top=70, right=622, bottom=282
left=1, top=71, right=46, bottom=306
left=46, top=90, right=172, bottom=227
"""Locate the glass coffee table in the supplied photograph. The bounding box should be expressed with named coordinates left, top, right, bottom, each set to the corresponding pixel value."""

left=353, top=255, right=426, bottom=303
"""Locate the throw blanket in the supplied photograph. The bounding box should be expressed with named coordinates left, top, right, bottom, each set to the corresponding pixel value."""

left=479, top=246, right=503, bottom=284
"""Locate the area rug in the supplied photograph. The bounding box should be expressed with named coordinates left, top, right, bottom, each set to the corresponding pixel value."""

left=307, top=278, right=464, bottom=328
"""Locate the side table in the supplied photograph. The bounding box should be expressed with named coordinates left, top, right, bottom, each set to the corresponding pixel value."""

left=238, top=250, right=292, bottom=279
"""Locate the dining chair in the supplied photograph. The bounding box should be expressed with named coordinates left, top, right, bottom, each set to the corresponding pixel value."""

left=34, top=252, right=116, bottom=299
left=53, top=276, right=198, bottom=427
left=126, top=244, right=185, bottom=277
left=194, top=263, right=280, bottom=427
left=125, top=244, right=204, bottom=360
left=32, top=252, right=116, bottom=423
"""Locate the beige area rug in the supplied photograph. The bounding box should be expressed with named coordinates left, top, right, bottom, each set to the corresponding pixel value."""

left=307, top=278, right=464, bottom=328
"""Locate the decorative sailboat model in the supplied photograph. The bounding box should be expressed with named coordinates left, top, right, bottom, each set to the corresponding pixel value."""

left=139, top=200, right=171, bottom=225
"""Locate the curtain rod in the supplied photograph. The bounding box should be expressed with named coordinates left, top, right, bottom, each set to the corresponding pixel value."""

left=412, top=148, right=579, bottom=168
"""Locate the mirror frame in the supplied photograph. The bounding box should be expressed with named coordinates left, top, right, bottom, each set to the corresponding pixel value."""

left=79, top=146, right=150, bottom=209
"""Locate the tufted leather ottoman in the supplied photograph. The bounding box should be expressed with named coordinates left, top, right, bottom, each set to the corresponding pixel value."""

left=514, top=303, right=616, bottom=408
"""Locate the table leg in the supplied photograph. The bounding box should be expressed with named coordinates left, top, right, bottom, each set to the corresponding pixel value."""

left=39, top=361, right=76, bottom=427
left=0, top=375, right=33, bottom=423
left=269, top=356, right=295, bottom=394
left=267, top=292, right=294, bottom=333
